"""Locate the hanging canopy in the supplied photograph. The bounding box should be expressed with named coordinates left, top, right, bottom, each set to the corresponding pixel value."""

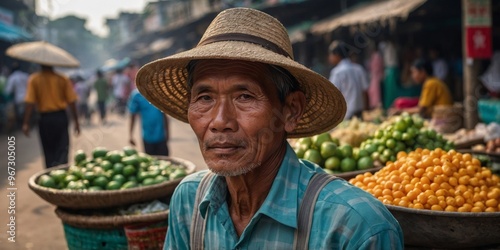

left=310, top=0, right=427, bottom=35
left=0, top=22, right=32, bottom=42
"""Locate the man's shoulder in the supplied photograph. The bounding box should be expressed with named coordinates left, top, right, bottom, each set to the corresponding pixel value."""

left=175, top=170, right=210, bottom=190
left=317, top=176, right=394, bottom=222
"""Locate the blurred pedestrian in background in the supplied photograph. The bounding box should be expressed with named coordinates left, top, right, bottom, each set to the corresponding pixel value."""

left=5, top=62, right=29, bottom=128
left=23, top=65, right=80, bottom=168
left=94, top=69, right=110, bottom=124
left=367, top=42, right=384, bottom=109
left=397, top=59, right=453, bottom=118
left=328, top=40, right=369, bottom=119
left=429, top=46, right=449, bottom=82
left=128, top=89, right=169, bottom=156
left=111, top=68, right=130, bottom=116
left=73, top=74, right=91, bottom=125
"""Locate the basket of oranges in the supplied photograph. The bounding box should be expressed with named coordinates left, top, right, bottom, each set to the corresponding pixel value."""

left=349, top=148, right=500, bottom=248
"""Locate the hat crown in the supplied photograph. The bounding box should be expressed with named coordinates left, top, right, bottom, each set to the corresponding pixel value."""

left=198, top=8, right=294, bottom=60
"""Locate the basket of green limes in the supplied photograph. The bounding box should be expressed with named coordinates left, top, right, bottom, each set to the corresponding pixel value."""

left=28, top=147, right=196, bottom=209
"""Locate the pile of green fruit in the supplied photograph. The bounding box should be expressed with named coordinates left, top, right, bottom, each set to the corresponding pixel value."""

left=293, top=133, right=374, bottom=174
left=37, top=146, right=188, bottom=191
left=359, top=114, right=455, bottom=165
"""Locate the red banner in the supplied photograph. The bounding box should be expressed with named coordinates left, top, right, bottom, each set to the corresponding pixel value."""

left=466, top=27, right=492, bottom=59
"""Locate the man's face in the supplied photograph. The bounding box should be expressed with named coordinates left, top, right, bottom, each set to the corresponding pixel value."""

left=187, top=60, right=290, bottom=176
left=328, top=53, right=342, bottom=66
left=410, top=66, right=426, bottom=84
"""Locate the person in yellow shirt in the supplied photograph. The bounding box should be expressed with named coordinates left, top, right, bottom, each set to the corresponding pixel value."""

left=23, top=65, right=80, bottom=168
left=397, top=59, right=453, bottom=118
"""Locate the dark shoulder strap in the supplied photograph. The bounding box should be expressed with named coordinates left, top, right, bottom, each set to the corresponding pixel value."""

left=190, top=171, right=216, bottom=250
left=293, top=173, right=339, bottom=250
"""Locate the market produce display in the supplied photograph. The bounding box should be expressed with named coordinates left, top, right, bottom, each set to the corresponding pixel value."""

left=293, top=132, right=375, bottom=174
left=36, top=146, right=188, bottom=190
left=359, top=114, right=455, bottom=165
left=329, top=117, right=379, bottom=147
left=350, top=148, right=500, bottom=212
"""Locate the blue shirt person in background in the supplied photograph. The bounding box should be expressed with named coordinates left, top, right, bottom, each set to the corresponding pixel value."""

left=135, top=8, right=403, bottom=249
left=128, top=89, right=169, bottom=156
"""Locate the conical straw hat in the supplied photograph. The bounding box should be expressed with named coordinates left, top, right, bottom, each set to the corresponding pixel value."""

left=136, top=8, right=346, bottom=138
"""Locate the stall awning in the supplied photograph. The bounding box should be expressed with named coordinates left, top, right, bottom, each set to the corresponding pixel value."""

left=0, top=21, right=32, bottom=42
left=310, top=0, right=427, bottom=35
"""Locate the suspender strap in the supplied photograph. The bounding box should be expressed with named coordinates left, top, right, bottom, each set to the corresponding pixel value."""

left=293, top=173, right=339, bottom=250
left=190, top=172, right=216, bottom=250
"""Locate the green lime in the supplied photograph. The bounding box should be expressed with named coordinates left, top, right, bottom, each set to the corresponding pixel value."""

left=311, top=133, right=332, bottom=149
left=303, top=149, right=323, bottom=165
left=142, top=178, right=156, bottom=186
left=358, top=149, right=369, bottom=158
left=169, top=169, right=187, bottom=180
left=64, top=174, right=79, bottom=184
left=37, top=175, right=57, bottom=188
left=49, top=169, right=67, bottom=184
left=82, top=171, right=96, bottom=182
left=364, top=144, right=377, bottom=154
left=100, top=160, right=113, bottom=171
left=401, top=133, right=411, bottom=141
left=340, top=145, right=353, bottom=158
left=123, top=146, right=138, bottom=156
left=357, top=156, right=374, bottom=170
left=340, top=158, right=356, bottom=172
left=154, top=175, right=168, bottom=184
left=74, top=150, right=87, bottom=164
left=392, top=131, right=403, bottom=141
left=137, top=171, right=149, bottom=182
left=123, top=165, right=137, bottom=177
left=121, top=155, right=140, bottom=167
left=121, top=181, right=138, bottom=189
left=320, top=141, right=338, bottom=159
left=297, top=137, right=313, bottom=148
left=106, top=150, right=123, bottom=164
left=385, top=139, right=397, bottom=149
left=112, top=174, right=126, bottom=184
left=324, top=157, right=341, bottom=171
left=374, top=130, right=384, bottom=139
left=371, top=152, right=380, bottom=161
left=331, top=137, right=340, bottom=146
left=394, top=119, right=408, bottom=132
left=113, top=163, right=125, bottom=175
left=92, top=176, right=109, bottom=188
left=92, top=147, right=108, bottom=159
left=106, top=181, right=122, bottom=190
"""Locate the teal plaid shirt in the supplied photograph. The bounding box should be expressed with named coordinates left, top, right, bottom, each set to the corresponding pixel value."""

left=165, top=143, right=404, bottom=249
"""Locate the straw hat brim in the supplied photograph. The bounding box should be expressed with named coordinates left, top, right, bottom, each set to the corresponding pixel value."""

left=136, top=40, right=346, bottom=138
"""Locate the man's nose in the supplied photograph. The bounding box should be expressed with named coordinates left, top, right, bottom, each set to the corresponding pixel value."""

left=209, top=98, right=237, bottom=133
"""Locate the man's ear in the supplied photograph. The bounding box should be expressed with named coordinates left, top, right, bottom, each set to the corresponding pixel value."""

left=283, top=91, right=306, bottom=133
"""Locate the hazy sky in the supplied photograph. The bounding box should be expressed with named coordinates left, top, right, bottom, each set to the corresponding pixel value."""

left=36, top=0, right=149, bottom=36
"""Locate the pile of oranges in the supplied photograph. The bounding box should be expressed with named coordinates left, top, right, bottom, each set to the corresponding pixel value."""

left=349, top=148, right=500, bottom=212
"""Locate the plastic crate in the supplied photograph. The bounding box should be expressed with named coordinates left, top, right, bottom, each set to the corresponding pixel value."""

left=478, top=99, right=500, bottom=124
left=62, top=223, right=128, bottom=250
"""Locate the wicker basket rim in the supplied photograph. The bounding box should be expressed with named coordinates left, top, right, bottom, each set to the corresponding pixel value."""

left=28, top=156, right=196, bottom=196
left=386, top=204, right=500, bottom=217
left=55, top=207, right=169, bottom=229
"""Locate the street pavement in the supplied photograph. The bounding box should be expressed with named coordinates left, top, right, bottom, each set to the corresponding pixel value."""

left=0, top=113, right=206, bottom=250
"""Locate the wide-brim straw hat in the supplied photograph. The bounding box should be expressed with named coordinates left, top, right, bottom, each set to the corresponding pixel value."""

left=136, top=7, right=346, bottom=138
left=6, top=41, right=80, bottom=68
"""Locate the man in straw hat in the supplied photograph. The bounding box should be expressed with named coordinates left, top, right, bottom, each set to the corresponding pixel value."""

left=136, top=8, right=403, bottom=249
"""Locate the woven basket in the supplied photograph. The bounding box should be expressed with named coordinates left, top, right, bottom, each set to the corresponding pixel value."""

left=334, top=166, right=383, bottom=181
left=62, top=223, right=128, bottom=250
left=55, top=207, right=169, bottom=229
left=28, top=156, right=196, bottom=209
left=125, top=221, right=168, bottom=250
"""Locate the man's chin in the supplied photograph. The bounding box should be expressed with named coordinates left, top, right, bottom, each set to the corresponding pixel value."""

left=206, top=161, right=260, bottom=177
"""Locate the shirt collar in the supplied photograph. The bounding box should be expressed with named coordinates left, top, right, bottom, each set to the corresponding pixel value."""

left=198, top=143, right=303, bottom=229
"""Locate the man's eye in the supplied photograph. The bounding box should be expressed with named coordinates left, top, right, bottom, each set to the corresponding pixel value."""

left=238, top=94, right=252, bottom=100
left=197, top=95, right=212, bottom=101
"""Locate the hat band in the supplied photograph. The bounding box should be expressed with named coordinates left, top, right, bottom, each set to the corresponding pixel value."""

left=198, top=33, right=291, bottom=59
